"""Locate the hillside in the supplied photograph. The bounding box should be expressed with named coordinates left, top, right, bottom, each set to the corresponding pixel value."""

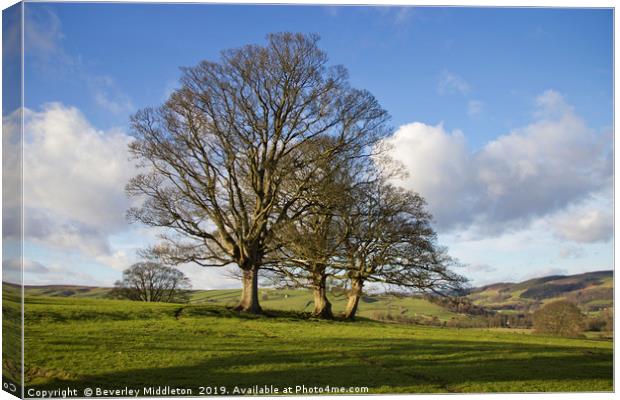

left=468, top=270, right=613, bottom=314
left=9, top=270, right=613, bottom=321
left=12, top=284, right=458, bottom=323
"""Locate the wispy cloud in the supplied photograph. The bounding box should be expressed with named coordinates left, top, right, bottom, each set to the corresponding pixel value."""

left=467, top=100, right=484, bottom=116
left=558, top=245, right=584, bottom=259
left=324, top=6, right=340, bottom=18
left=467, top=263, right=497, bottom=273
left=393, top=7, right=413, bottom=25
left=438, top=70, right=470, bottom=95
left=88, top=76, right=134, bottom=114
left=25, top=6, right=64, bottom=58
left=376, top=6, right=415, bottom=29
left=25, top=7, right=134, bottom=116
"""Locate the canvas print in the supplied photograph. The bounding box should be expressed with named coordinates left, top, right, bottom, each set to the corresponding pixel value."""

left=1, top=2, right=614, bottom=398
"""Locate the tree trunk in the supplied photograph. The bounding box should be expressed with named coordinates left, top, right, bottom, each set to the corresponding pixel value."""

left=344, top=278, right=363, bottom=320
left=312, top=272, right=333, bottom=319
left=235, top=266, right=262, bottom=314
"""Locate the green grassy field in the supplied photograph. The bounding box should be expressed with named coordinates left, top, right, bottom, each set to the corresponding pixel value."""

left=2, top=285, right=22, bottom=386
left=191, top=288, right=457, bottom=321
left=18, top=270, right=614, bottom=321
left=15, top=284, right=460, bottom=322
left=10, top=293, right=613, bottom=395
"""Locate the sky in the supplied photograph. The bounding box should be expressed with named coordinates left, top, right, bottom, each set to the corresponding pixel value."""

left=2, top=3, right=613, bottom=289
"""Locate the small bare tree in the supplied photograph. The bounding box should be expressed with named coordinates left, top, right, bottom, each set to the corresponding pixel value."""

left=340, top=179, right=466, bottom=320
left=110, top=262, right=191, bottom=303
left=127, top=33, right=389, bottom=313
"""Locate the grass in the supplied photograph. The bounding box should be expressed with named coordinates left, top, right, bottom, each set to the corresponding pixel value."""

left=18, top=285, right=458, bottom=322
left=191, top=288, right=457, bottom=321
left=13, top=294, right=613, bottom=395
left=2, top=285, right=22, bottom=386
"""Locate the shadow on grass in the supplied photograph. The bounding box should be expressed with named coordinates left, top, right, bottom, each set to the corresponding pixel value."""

left=184, top=306, right=374, bottom=323
left=25, top=335, right=612, bottom=394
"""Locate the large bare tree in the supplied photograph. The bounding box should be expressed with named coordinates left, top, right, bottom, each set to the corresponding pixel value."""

left=126, top=33, right=389, bottom=313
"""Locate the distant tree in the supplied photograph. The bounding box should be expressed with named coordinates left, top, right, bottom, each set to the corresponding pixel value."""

left=127, top=32, right=389, bottom=313
left=110, top=262, right=191, bottom=303
left=600, top=308, right=614, bottom=332
left=533, top=300, right=585, bottom=337
left=586, top=308, right=613, bottom=332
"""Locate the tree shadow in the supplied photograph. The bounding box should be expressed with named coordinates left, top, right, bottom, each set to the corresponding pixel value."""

left=25, top=336, right=612, bottom=395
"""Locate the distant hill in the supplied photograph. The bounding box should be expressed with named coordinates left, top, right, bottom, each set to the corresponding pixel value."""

left=12, top=284, right=458, bottom=322
left=8, top=270, right=612, bottom=321
left=467, top=270, right=613, bottom=314
left=19, top=284, right=113, bottom=299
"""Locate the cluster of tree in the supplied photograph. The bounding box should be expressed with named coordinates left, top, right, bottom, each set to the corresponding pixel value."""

left=109, top=262, right=192, bottom=303
left=372, top=311, right=443, bottom=327
left=375, top=299, right=612, bottom=333
left=426, top=295, right=490, bottom=316
left=532, top=300, right=585, bottom=337
left=585, top=308, right=613, bottom=332
left=369, top=310, right=534, bottom=329
left=126, top=32, right=466, bottom=319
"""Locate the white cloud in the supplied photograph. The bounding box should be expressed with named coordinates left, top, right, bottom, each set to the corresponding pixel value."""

left=550, top=207, right=613, bottom=243
left=2, top=108, right=23, bottom=240
left=94, top=250, right=138, bottom=272
left=177, top=264, right=241, bottom=290
left=386, top=122, right=476, bottom=229
left=386, top=90, right=612, bottom=242
left=8, top=103, right=243, bottom=289
left=534, top=89, right=573, bottom=118
left=22, top=103, right=136, bottom=258
left=438, top=71, right=470, bottom=95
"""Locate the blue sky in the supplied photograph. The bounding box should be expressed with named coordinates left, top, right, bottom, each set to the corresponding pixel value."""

left=25, top=5, right=612, bottom=144
left=5, top=3, right=613, bottom=288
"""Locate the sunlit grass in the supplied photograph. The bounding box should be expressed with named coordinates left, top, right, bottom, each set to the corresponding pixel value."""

left=16, top=295, right=613, bottom=395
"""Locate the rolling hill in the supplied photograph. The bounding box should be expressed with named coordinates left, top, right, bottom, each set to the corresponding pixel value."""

left=468, top=270, right=613, bottom=314
left=9, top=270, right=613, bottom=321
